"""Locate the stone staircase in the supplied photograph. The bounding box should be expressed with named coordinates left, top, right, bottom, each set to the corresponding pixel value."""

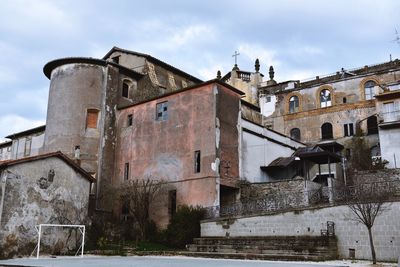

left=186, top=236, right=338, bottom=261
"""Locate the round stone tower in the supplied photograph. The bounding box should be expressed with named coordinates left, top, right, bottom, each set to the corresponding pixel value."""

left=43, top=58, right=107, bottom=173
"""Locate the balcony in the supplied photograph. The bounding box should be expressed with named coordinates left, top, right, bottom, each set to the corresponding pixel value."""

left=379, top=110, right=400, bottom=128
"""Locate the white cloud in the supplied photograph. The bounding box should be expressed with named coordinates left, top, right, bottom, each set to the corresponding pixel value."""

left=0, top=0, right=79, bottom=36
left=170, top=24, right=215, bottom=47
left=14, top=87, right=48, bottom=116
left=198, top=64, right=225, bottom=80
left=238, top=43, right=280, bottom=69
left=0, top=115, right=45, bottom=142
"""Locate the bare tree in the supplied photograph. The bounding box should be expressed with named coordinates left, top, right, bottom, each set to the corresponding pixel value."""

left=119, top=177, right=163, bottom=241
left=346, top=184, right=390, bottom=264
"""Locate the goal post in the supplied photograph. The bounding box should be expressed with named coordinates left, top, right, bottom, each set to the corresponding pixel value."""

left=33, top=224, right=85, bottom=259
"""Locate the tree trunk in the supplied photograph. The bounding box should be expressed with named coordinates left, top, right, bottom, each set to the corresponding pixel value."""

left=367, top=226, right=377, bottom=264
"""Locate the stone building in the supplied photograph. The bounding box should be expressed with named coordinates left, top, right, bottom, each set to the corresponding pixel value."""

left=258, top=60, right=400, bottom=168
left=0, top=47, right=307, bottom=228
left=0, top=152, right=95, bottom=258
left=4, top=126, right=45, bottom=160
left=2, top=46, right=399, bottom=233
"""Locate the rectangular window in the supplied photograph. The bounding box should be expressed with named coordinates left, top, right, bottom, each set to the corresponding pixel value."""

left=343, top=123, right=354, bottom=137
left=24, top=137, right=32, bottom=156
left=127, top=114, right=133, bottom=126
left=349, top=123, right=354, bottom=136
left=86, top=109, right=99, bottom=129
left=124, top=163, right=129, bottom=180
left=194, top=150, right=201, bottom=173
left=266, top=96, right=271, bottom=103
left=156, top=102, right=168, bottom=121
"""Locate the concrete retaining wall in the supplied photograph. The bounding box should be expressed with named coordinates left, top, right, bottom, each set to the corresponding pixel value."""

left=201, top=202, right=400, bottom=261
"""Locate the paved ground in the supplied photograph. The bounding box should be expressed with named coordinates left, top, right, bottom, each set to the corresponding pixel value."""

left=0, top=255, right=349, bottom=267
left=0, top=256, right=396, bottom=267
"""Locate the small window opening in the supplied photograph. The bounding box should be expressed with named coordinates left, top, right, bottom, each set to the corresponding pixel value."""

left=156, top=102, right=168, bottom=121
left=266, top=96, right=271, bottom=103
left=344, top=123, right=354, bottom=137
left=122, top=82, right=129, bottom=98
left=194, top=150, right=201, bottom=173
left=127, top=114, right=133, bottom=126
left=124, top=163, right=129, bottom=180
left=86, top=109, right=99, bottom=129
left=343, top=97, right=347, bottom=103
left=168, top=190, right=177, bottom=219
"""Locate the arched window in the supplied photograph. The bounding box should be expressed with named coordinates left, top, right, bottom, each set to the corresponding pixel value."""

left=122, top=82, right=130, bottom=98
left=290, top=128, right=301, bottom=141
left=364, top=81, right=376, bottom=100
left=321, top=122, right=333, bottom=140
left=367, top=116, right=378, bottom=135
left=289, top=95, right=300, bottom=113
left=320, top=89, right=332, bottom=108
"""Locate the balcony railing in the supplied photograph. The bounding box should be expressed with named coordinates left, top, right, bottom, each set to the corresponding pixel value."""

left=380, top=110, right=400, bottom=123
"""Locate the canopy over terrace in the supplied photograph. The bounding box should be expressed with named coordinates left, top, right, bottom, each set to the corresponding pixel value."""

left=261, top=144, right=343, bottom=183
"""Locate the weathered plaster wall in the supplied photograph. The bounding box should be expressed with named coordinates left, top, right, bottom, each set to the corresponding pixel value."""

left=201, top=201, right=400, bottom=261
left=115, top=84, right=219, bottom=227
left=0, top=157, right=90, bottom=258
left=43, top=63, right=105, bottom=173
left=216, top=86, right=241, bottom=188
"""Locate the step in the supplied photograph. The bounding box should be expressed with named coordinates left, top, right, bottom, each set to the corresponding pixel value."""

left=181, top=251, right=331, bottom=261
left=188, top=244, right=335, bottom=254
left=193, top=236, right=336, bottom=246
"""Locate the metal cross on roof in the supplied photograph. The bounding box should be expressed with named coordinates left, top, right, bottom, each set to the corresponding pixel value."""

left=232, top=51, right=240, bottom=65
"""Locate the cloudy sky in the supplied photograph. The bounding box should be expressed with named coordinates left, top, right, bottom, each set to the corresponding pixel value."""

left=0, top=0, right=399, bottom=141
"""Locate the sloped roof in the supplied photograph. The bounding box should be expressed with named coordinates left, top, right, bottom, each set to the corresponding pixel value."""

left=0, top=141, right=12, bottom=148
left=43, top=57, right=144, bottom=80
left=5, top=125, right=46, bottom=139
left=118, top=78, right=245, bottom=110
left=103, top=46, right=203, bottom=83
left=0, top=151, right=96, bottom=183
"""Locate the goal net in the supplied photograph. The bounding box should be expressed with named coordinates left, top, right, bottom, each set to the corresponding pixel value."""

left=32, top=224, right=86, bottom=259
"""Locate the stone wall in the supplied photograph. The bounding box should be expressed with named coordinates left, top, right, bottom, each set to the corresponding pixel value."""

left=201, top=201, right=400, bottom=261
left=240, top=178, right=306, bottom=201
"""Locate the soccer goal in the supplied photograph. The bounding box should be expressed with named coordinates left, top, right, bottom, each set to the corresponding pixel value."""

left=32, top=224, right=85, bottom=259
